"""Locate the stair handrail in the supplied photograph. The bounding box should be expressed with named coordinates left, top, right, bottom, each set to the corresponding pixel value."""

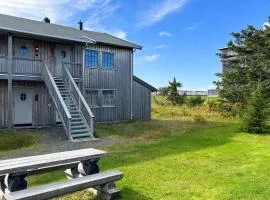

left=62, top=63, right=95, bottom=137
left=41, top=62, right=72, bottom=140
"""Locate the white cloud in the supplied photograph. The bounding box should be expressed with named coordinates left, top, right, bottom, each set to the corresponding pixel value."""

left=159, top=31, right=172, bottom=37
left=144, top=54, right=160, bottom=63
left=185, top=22, right=204, bottom=31
left=154, top=44, right=168, bottom=49
left=0, top=0, right=127, bottom=37
left=137, top=0, right=189, bottom=28
left=110, top=30, right=127, bottom=39
left=0, top=0, right=79, bottom=23
left=84, top=1, right=121, bottom=30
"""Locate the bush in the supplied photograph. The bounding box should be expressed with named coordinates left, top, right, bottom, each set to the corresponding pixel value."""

left=187, top=96, right=205, bottom=107
left=193, top=115, right=207, bottom=124
left=207, top=98, right=243, bottom=117
left=240, top=83, right=269, bottom=133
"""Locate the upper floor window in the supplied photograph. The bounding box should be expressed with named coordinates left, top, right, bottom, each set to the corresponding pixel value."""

left=20, top=46, right=28, bottom=57
left=85, top=50, right=98, bottom=68
left=102, top=52, right=114, bottom=68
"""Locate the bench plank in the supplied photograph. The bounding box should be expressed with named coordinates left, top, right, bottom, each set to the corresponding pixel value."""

left=4, top=170, right=123, bottom=200
left=0, top=148, right=107, bottom=176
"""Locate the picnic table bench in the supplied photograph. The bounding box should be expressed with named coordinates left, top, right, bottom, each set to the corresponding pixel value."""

left=0, top=148, right=123, bottom=200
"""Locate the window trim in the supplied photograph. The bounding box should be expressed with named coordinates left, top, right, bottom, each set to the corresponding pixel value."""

left=101, top=89, right=115, bottom=106
left=85, top=89, right=99, bottom=107
left=84, top=49, right=115, bottom=70
left=85, top=89, right=116, bottom=108
left=101, top=51, right=114, bottom=69
left=84, top=49, right=99, bottom=68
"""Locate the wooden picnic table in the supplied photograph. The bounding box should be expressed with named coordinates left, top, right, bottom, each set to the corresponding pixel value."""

left=0, top=148, right=123, bottom=200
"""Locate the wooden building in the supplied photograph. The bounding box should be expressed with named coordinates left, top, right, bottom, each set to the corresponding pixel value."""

left=0, top=14, right=157, bottom=141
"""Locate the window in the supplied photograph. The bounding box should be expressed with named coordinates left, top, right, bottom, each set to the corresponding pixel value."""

left=102, top=90, right=115, bottom=106
left=86, top=90, right=99, bottom=106
left=102, top=52, right=114, bottom=68
left=61, top=50, right=66, bottom=59
left=20, top=46, right=28, bottom=57
left=20, top=93, right=26, bottom=101
left=85, top=50, right=98, bottom=68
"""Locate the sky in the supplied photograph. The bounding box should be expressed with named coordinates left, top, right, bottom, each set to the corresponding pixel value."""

left=0, top=0, right=270, bottom=90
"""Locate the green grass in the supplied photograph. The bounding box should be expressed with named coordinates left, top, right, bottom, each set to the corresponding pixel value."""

left=6, top=96, right=270, bottom=199
left=0, top=130, right=39, bottom=151
left=27, top=120, right=270, bottom=200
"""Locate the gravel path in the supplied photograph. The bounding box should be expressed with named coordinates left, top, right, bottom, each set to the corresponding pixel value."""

left=0, top=126, right=118, bottom=160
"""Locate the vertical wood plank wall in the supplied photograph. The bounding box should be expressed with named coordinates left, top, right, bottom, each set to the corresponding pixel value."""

left=0, top=34, right=152, bottom=127
left=83, top=44, right=132, bottom=122
left=0, top=80, right=8, bottom=128
left=132, top=80, right=151, bottom=120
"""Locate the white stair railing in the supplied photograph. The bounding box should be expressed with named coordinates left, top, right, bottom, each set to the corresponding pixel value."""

left=62, top=63, right=95, bottom=138
left=41, top=62, right=72, bottom=140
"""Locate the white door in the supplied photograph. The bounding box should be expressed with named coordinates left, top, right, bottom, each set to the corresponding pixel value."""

left=55, top=45, right=71, bottom=76
left=14, top=88, right=33, bottom=125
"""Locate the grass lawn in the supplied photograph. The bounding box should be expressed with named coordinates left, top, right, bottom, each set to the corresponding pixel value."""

left=0, top=130, right=39, bottom=151
left=26, top=119, right=270, bottom=200
left=3, top=97, right=270, bottom=199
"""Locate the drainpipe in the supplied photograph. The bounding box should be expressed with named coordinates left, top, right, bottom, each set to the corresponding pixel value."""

left=7, top=34, right=13, bottom=129
left=130, top=49, right=136, bottom=120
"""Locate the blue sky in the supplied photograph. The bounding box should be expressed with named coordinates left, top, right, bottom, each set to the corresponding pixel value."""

left=1, top=0, right=270, bottom=89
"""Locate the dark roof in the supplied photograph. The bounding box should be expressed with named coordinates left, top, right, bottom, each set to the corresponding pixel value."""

left=133, top=76, right=157, bottom=92
left=0, top=14, right=142, bottom=49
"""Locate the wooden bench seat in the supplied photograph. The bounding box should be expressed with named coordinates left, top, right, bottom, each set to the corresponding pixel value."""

left=0, top=148, right=107, bottom=177
left=4, top=170, right=123, bottom=200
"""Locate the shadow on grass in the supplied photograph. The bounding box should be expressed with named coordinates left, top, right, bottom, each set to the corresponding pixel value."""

left=100, top=121, right=239, bottom=170
left=121, top=187, right=153, bottom=200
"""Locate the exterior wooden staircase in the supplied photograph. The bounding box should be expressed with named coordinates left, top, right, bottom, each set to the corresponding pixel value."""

left=42, top=62, right=95, bottom=141
left=54, top=78, right=92, bottom=140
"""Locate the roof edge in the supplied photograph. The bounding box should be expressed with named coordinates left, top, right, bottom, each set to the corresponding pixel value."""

left=133, top=76, right=157, bottom=92
left=103, top=33, right=142, bottom=50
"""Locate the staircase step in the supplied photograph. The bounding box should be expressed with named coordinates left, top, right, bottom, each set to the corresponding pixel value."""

left=59, top=89, right=68, bottom=92
left=72, top=133, right=91, bottom=139
left=71, top=121, right=84, bottom=125
left=71, top=125, right=87, bottom=130
left=71, top=129, right=89, bottom=134
left=71, top=114, right=82, bottom=118
left=71, top=112, right=80, bottom=115
left=71, top=118, right=83, bottom=122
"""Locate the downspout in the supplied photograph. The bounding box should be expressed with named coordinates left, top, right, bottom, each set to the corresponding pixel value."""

left=130, top=49, right=136, bottom=120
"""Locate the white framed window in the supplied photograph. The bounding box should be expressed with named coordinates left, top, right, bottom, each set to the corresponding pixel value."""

left=86, top=90, right=99, bottom=106
left=102, top=90, right=115, bottom=106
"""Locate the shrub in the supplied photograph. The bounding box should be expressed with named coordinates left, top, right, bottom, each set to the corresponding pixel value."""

left=240, top=83, right=269, bottom=133
left=187, top=96, right=205, bottom=107
left=207, top=98, right=243, bottom=117
left=193, top=115, right=207, bottom=124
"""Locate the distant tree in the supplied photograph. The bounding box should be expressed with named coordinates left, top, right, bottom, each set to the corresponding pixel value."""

left=158, top=87, right=169, bottom=96
left=240, top=83, right=269, bottom=133
left=216, top=19, right=270, bottom=104
left=168, top=77, right=184, bottom=105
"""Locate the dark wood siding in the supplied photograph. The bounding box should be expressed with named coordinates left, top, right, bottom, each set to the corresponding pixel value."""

left=132, top=80, right=152, bottom=120
left=0, top=80, right=8, bottom=128
left=84, top=44, right=132, bottom=122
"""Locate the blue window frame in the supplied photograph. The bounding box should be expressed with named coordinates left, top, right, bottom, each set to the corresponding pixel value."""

left=102, top=52, right=114, bottom=68
left=85, top=50, right=98, bottom=68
